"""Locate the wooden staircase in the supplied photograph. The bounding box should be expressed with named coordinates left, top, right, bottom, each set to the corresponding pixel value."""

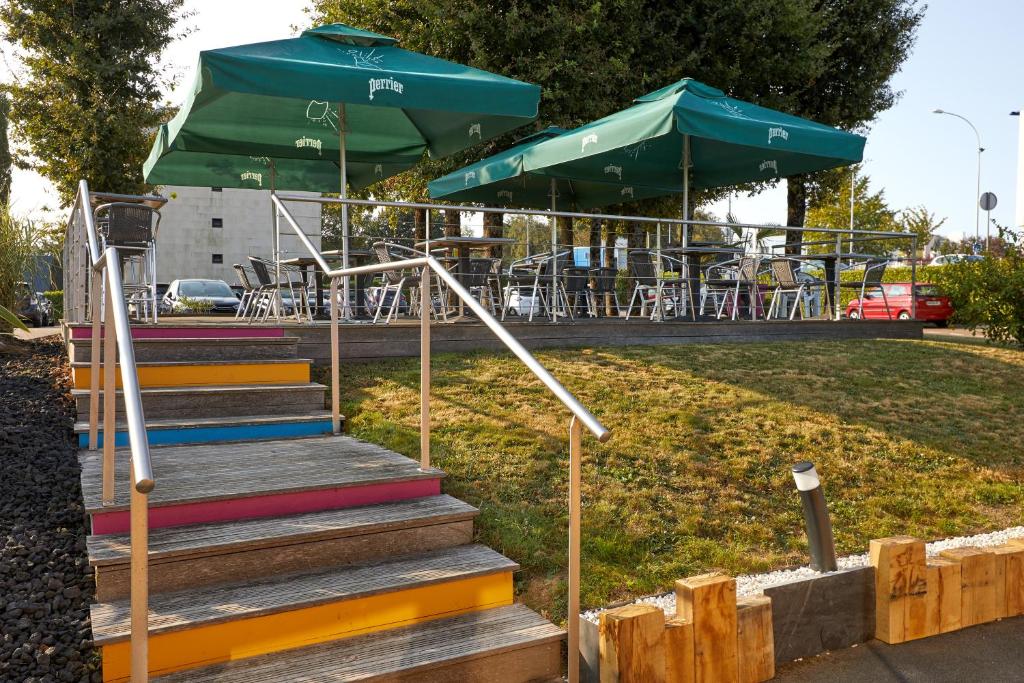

left=72, top=324, right=564, bottom=682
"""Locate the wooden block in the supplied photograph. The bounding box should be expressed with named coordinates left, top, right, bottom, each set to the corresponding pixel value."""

left=664, top=618, right=695, bottom=683
left=676, top=573, right=739, bottom=683
left=869, top=536, right=928, bottom=643
left=763, top=567, right=874, bottom=664
left=925, top=558, right=962, bottom=636
left=940, top=546, right=999, bottom=626
left=991, top=544, right=1024, bottom=618
left=736, top=596, right=774, bottom=683
left=599, top=604, right=666, bottom=683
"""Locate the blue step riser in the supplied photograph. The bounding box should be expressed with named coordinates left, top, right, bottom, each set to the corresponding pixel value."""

left=78, top=420, right=335, bottom=448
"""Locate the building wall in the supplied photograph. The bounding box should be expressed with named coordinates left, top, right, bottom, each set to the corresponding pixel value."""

left=154, top=186, right=322, bottom=285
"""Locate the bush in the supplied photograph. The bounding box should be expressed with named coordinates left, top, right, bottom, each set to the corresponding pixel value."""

left=43, top=291, right=63, bottom=321
left=931, top=234, right=1024, bottom=346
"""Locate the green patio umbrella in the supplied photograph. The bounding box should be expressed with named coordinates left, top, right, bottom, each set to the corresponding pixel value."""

left=143, top=23, right=540, bottom=311
left=518, top=78, right=865, bottom=223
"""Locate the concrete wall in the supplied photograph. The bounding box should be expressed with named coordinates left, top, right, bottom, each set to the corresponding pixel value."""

left=154, top=186, right=321, bottom=284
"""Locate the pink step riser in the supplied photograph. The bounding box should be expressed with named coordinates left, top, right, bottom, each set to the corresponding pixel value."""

left=90, top=479, right=441, bottom=535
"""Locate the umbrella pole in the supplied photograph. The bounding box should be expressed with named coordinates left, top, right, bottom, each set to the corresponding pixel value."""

left=339, top=102, right=351, bottom=319
left=271, top=160, right=283, bottom=321
left=550, top=178, right=558, bottom=323
left=682, top=134, right=696, bottom=319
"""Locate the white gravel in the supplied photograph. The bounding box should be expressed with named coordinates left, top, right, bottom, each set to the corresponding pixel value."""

left=581, top=526, right=1024, bottom=624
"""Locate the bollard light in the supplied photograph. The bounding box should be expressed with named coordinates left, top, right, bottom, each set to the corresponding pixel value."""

left=791, top=461, right=838, bottom=572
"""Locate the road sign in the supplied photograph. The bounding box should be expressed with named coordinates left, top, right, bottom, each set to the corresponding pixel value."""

left=979, top=192, right=997, bottom=211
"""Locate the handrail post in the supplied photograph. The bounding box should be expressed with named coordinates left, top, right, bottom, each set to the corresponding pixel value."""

left=330, top=277, right=341, bottom=434
left=130, top=468, right=149, bottom=682
left=568, top=415, right=582, bottom=683
left=420, top=265, right=431, bottom=471
left=89, top=267, right=102, bottom=450
left=910, top=235, right=918, bottom=320
left=102, top=274, right=116, bottom=506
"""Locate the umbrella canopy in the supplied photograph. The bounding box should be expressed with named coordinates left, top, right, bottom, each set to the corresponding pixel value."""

left=428, top=127, right=677, bottom=209
left=143, top=23, right=541, bottom=190
left=520, top=78, right=865, bottom=193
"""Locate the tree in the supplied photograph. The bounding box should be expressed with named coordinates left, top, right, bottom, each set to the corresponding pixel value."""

left=1, top=0, right=188, bottom=204
left=785, top=0, right=924, bottom=251
left=0, top=92, right=10, bottom=207
left=899, top=205, right=946, bottom=257
left=805, top=171, right=899, bottom=254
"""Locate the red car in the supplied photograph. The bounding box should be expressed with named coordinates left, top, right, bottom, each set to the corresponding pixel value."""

left=846, top=283, right=953, bottom=325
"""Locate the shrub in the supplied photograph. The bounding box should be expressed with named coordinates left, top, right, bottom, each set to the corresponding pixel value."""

left=175, top=296, right=214, bottom=315
left=43, top=290, right=63, bottom=321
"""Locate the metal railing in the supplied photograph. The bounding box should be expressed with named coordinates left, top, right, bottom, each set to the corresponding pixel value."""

left=67, top=179, right=159, bottom=682
left=273, top=193, right=610, bottom=682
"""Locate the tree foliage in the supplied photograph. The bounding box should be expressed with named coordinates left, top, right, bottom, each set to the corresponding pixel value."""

left=0, top=92, right=11, bottom=207
left=805, top=169, right=901, bottom=254
left=0, top=0, right=188, bottom=205
left=898, top=205, right=946, bottom=255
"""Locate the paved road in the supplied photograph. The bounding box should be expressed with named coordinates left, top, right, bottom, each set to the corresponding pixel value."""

left=774, top=615, right=1024, bottom=682
left=13, top=325, right=61, bottom=340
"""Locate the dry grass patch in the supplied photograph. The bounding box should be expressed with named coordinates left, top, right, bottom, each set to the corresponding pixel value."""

left=331, top=339, right=1024, bottom=623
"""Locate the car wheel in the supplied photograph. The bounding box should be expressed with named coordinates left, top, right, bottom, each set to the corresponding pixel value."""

left=898, top=311, right=911, bottom=321
left=935, top=320, right=949, bottom=328
left=848, top=310, right=859, bottom=320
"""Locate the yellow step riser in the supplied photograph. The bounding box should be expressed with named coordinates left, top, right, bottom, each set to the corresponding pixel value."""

left=73, top=362, right=309, bottom=389
left=100, top=572, right=513, bottom=682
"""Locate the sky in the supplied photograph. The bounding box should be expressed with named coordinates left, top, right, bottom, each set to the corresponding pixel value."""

left=4, top=0, right=1023, bottom=238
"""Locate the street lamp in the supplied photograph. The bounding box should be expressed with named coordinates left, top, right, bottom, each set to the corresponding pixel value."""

left=933, top=109, right=984, bottom=245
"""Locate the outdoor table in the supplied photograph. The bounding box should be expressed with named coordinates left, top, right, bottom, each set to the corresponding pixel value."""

left=660, top=244, right=745, bottom=319
left=415, top=236, right=516, bottom=317
left=281, top=248, right=373, bottom=319
left=782, top=251, right=879, bottom=320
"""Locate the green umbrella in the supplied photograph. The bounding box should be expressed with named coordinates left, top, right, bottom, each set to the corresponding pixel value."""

left=519, top=78, right=865, bottom=221
left=143, top=23, right=540, bottom=312
left=428, top=127, right=677, bottom=210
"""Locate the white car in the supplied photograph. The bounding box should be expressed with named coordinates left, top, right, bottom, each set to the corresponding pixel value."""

left=162, top=279, right=241, bottom=315
left=929, top=253, right=983, bottom=266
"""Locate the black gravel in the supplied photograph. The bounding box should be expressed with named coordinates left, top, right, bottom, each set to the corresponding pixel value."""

left=1, top=337, right=100, bottom=683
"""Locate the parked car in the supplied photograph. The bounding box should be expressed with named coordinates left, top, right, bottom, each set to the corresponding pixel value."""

left=162, top=279, right=240, bottom=315
left=14, top=282, right=52, bottom=327
left=846, top=282, right=953, bottom=325
left=929, top=253, right=983, bottom=266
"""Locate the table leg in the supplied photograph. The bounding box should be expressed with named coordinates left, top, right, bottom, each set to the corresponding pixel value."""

left=823, top=259, right=837, bottom=321
left=314, top=266, right=324, bottom=318
left=458, top=246, right=469, bottom=317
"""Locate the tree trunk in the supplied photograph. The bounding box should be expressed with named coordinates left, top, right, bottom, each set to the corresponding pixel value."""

left=627, top=221, right=645, bottom=249
left=483, top=212, right=504, bottom=258
left=589, top=218, right=602, bottom=266
left=443, top=209, right=461, bottom=238
left=785, top=176, right=807, bottom=255
left=604, top=221, right=618, bottom=268
left=414, top=208, right=427, bottom=242
left=557, top=216, right=574, bottom=252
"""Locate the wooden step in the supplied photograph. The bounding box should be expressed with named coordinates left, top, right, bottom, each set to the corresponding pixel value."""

left=89, top=495, right=478, bottom=601
left=71, top=359, right=312, bottom=389
left=67, top=324, right=286, bottom=341
left=73, top=382, right=326, bottom=420
left=75, top=412, right=336, bottom=448
left=92, top=544, right=518, bottom=682
left=81, top=435, right=443, bottom=534
left=68, top=336, right=300, bottom=363
left=151, top=604, right=563, bottom=682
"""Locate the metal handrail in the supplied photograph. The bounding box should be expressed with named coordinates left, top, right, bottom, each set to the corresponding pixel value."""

left=69, top=179, right=156, bottom=682
left=272, top=194, right=610, bottom=442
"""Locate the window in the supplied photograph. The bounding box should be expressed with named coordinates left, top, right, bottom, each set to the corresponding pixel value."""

left=211, top=217, right=223, bottom=228
left=211, top=187, right=223, bottom=192
left=211, top=254, right=223, bottom=264
left=180, top=280, right=233, bottom=297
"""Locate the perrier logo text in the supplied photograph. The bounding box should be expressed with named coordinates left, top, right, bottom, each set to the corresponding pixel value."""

left=369, top=76, right=404, bottom=101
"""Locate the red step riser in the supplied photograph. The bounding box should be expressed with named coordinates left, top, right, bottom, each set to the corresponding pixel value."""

left=69, top=326, right=285, bottom=340
left=90, top=479, right=441, bottom=535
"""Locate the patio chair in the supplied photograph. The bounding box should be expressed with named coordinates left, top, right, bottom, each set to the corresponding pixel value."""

left=840, top=259, right=891, bottom=320
left=248, top=257, right=310, bottom=323
left=701, top=255, right=763, bottom=320
left=232, top=264, right=258, bottom=319
left=624, top=250, right=685, bottom=321
left=466, top=258, right=501, bottom=315
left=94, top=202, right=161, bottom=322
left=562, top=266, right=592, bottom=318
left=501, top=253, right=547, bottom=321
left=537, top=251, right=574, bottom=320
left=371, top=241, right=449, bottom=321
left=588, top=266, right=620, bottom=317
left=766, top=258, right=810, bottom=321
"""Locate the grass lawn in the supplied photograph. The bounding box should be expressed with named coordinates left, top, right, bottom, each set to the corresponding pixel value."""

left=330, top=338, right=1024, bottom=624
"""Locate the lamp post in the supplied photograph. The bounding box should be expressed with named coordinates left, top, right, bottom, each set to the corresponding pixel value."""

left=933, top=109, right=984, bottom=244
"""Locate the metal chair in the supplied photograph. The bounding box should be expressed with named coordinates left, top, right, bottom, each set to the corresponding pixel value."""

left=94, top=202, right=161, bottom=321
left=232, top=264, right=258, bottom=319
left=624, top=250, right=684, bottom=321
left=466, top=258, right=501, bottom=315
left=375, top=241, right=450, bottom=321
left=702, top=255, right=764, bottom=320
left=588, top=266, right=620, bottom=317
left=840, top=259, right=891, bottom=320
left=501, top=254, right=546, bottom=321
left=562, top=266, right=592, bottom=318
left=248, top=257, right=310, bottom=323
left=766, top=258, right=809, bottom=321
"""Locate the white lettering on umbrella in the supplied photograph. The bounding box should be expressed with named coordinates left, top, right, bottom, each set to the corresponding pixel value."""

left=468, top=123, right=481, bottom=139
left=295, top=136, right=323, bottom=155
left=604, top=164, right=622, bottom=180
left=582, top=134, right=598, bottom=152
left=715, top=100, right=748, bottom=118
left=240, top=171, right=263, bottom=187
left=759, top=159, right=778, bottom=174
left=368, top=76, right=405, bottom=101
left=621, top=186, right=634, bottom=199
left=306, top=101, right=339, bottom=132
left=464, top=171, right=477, bottom=186
left=374, top=164, right=384, bottom=177
left=768, top=127, right=789, bottom=144
left=497, top=190, right=513, bottom=201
